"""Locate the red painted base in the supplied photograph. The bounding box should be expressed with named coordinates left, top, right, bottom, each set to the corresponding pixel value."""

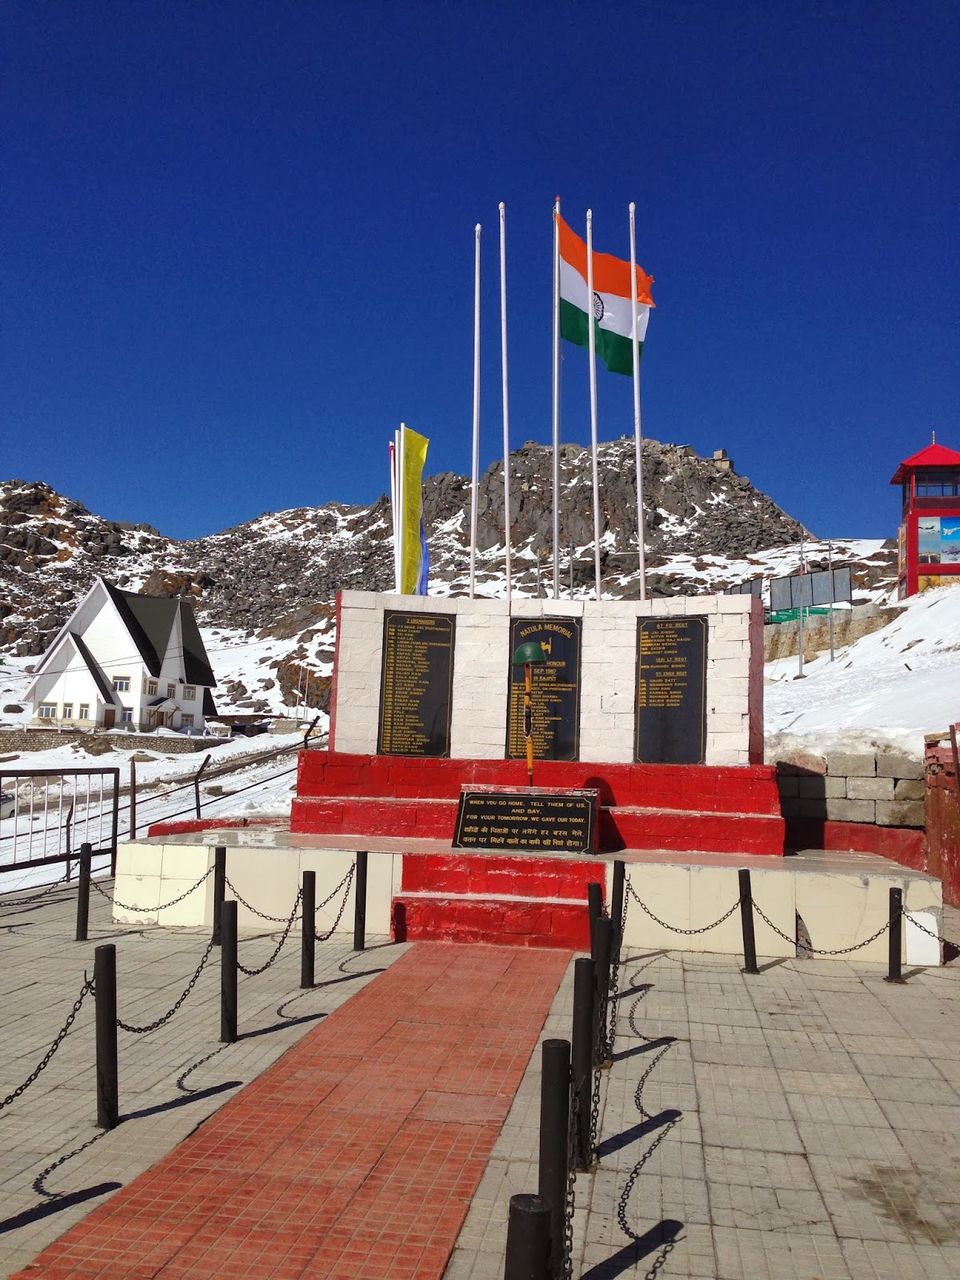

left=785, top=818, right=926, bottom=869
left=391, top=895, right=592, bottom=949
left=292, top=751, right=786, bottom=856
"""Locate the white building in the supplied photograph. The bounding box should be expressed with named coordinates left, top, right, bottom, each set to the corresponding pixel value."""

left=25, top=578, right=217, bottom=734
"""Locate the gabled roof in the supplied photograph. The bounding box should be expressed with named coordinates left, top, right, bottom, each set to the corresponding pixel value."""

left=890, top=442, right=960, bottom=484
left=71, top=633, right=120, bottom=706
left=101, top=581, right=216, bottom=687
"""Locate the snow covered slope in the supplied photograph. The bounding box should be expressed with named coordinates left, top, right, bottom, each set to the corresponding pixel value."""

left=765, top=586, right=960, bottom=756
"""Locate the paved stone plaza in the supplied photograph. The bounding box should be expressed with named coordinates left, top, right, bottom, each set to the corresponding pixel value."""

left=450, top=904, right=960, bottom=1280
left=1, top=881, right=958, bottom=1279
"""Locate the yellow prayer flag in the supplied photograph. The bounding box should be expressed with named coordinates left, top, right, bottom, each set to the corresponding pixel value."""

left=400, top=426, right=429, bottom=594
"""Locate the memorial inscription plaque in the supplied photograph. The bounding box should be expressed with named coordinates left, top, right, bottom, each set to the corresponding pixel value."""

left=634, top=616, right=707, bottom=764
left=453, top=786, right=597, bottom=853
left=377, top=611, right=455, bottom=757
left=505, top=617, right=582, bottom=761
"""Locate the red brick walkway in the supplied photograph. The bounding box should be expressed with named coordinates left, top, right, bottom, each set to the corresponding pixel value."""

left=16, top=944, right=569, bottom=1280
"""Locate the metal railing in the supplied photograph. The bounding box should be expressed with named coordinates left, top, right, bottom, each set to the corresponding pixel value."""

left=0, top=768, right=120, bottom=875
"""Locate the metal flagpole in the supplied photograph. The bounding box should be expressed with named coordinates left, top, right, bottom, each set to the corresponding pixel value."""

left=389, top=439, right=399, bottom=592
left=628, top=202, right=647, bottom=600
left=499, top=202, right=512, bottom=605
left=469, top=224, right=481, bottom=599
left=397, top=424, right=406, bottom=594
left=585, top=209, right=602, bottom=600
left=827, top=539, right=836, bottom=662
left=552, top=199, right=561, bottom=600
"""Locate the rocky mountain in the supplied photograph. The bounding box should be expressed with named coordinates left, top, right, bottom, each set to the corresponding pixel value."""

left=0, top=438, right=897, bottom=713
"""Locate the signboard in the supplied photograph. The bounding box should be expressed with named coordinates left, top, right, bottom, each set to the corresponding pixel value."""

left=918, top=516, right=960, bottom=565
left=724, top=579, right=763, bottom=597
left=769, top=567, right=853, bottom=611
left=453, top=786, right=597, bottom=853
left=377, top=611, right=455, bottom=757
left=634, top=617, right=707, bottom=764
left=505, top=617, right=582, bottom=762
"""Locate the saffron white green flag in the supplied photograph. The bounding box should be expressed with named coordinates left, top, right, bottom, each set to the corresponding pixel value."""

left=557, top=212, right=654, bottom=375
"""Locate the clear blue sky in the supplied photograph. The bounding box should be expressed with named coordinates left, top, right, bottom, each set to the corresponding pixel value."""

left=4, top=1, right=957, bottom=541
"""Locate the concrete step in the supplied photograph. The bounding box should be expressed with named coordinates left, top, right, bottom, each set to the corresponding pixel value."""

left=391, top=893, right=591, bottom=949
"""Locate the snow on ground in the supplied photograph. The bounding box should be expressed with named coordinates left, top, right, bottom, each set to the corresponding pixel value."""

left=765, top=586, right=960, bottom=757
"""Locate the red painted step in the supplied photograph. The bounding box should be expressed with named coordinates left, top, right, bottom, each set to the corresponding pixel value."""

left=400, top=852, right=607, bottom=899
left=296, top=751, right=783, bottom=815
left=391, top=894, right=592, bottom=949
left=291, top=793, right=784, bottom=855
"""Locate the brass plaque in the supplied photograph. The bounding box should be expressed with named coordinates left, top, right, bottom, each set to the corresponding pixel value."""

left=377, top=611, right=455, bottom=757
left=505, top=617, right=582, bottom=761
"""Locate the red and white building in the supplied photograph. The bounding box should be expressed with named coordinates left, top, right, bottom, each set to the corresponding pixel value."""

left=891, top=441, right=960, bottom=598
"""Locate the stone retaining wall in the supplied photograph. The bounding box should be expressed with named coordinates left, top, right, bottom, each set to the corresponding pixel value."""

left=764, top=603, right=904, bottom=663
left=775, top=749, right=925, bottom=828
left=0, top=728, right=216, bottom=755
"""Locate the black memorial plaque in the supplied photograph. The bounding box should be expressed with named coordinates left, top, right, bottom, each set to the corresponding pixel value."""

left=453, top=787, right=597, bottom=853
left=377, top=610, right=455, bottom=757
left=505, top=617, right=582, bottom=761
left=634, top=617, right=707, bottom=764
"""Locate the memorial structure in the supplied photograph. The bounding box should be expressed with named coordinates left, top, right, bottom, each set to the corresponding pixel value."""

left=113, top=587, right=943, bottom=956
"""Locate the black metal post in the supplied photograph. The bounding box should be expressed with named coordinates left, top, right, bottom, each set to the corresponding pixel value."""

left=212, top=846, right=226, bottom=945
left=504, top=1193, right=551, bottom=1280
left=301, top=870, right=316, bottom=989
left=194, top=754, right=211, bottom=820
left=592, top=916, right=613, bottom=1067
left=94, top=944, right=119, bottom=1130
left=353, top=851, right=368, bottom=952
left=611, top=860, right=625, bottom=948
left=587, top=881, right=603, bottom=955
left=220, top=900, right=238, bottom=1043
left=538, top=1039, right=570, bottom=1279
left=738, top=868, right=759, bottom=975
left=76, top=842, right=92, bottom=942
left=571, top=956, right=595, bottom=1171
left=885, top=887, right=904, bottom=983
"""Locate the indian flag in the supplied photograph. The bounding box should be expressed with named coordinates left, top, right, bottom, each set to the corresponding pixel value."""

left=557, top=212, right=654, bottom=375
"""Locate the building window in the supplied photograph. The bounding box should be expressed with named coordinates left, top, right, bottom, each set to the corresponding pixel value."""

left=146, top=680, right=158, bottom=696
left=181, top=713, right=195, bottom=730
left=167, top=683, right=176, bottom=698
left=62, top=704, right=73, bottom=719
left=38, top=703, right=57, bottom=719
left=79, top=704, right=90, bottom=720
left=113, top=676, right=130, bottom=692
left=121, top=707, right=133, bottom=723
left=182, top=685, right=196, bottom=701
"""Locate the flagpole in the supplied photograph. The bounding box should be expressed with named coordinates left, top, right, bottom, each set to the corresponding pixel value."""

left=397, top=423, right=406, bottom=593
left=469, top=223, right=481, bottom=599
left=628, top=202, right=647, bottom=600
left=585, top=209, right=602, bottom=601
left=551, top=198, right=561, bottom=600
left=389, top=440, right=399, bottom=592
left=499, top=201, right=512, bottom=605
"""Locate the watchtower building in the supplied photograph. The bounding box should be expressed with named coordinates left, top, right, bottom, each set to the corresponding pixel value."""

left=891, top=439, right=960, bottom=598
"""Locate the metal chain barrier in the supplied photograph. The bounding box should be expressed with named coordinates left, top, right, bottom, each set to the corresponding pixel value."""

left=237, top=888, right=303, bottom=977
left=224, top=876, right=291, bottom=923
left=614, top=973, right=681, bottom=1280
left=607, top=891, right=630, bottom=1054
left=751, top=899, right=893, bottom=956
left=116, top=940, right=216, bottom=1034
left=626, top=880, right=742, bottom=935
left=562, top=1084, right=580, bottom=1280
left=903, top=911, right=959, bottom=950
left=0, top=978, right=94, bottom=1112
left=0, top=875, right=71, bottom=909
left=97, top=865, right=213, bottom=913
left=315, top=862, right=356, bottom=941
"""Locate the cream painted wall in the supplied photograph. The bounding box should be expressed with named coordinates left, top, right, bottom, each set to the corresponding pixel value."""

left=333, top=590, right=759, bottom=766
